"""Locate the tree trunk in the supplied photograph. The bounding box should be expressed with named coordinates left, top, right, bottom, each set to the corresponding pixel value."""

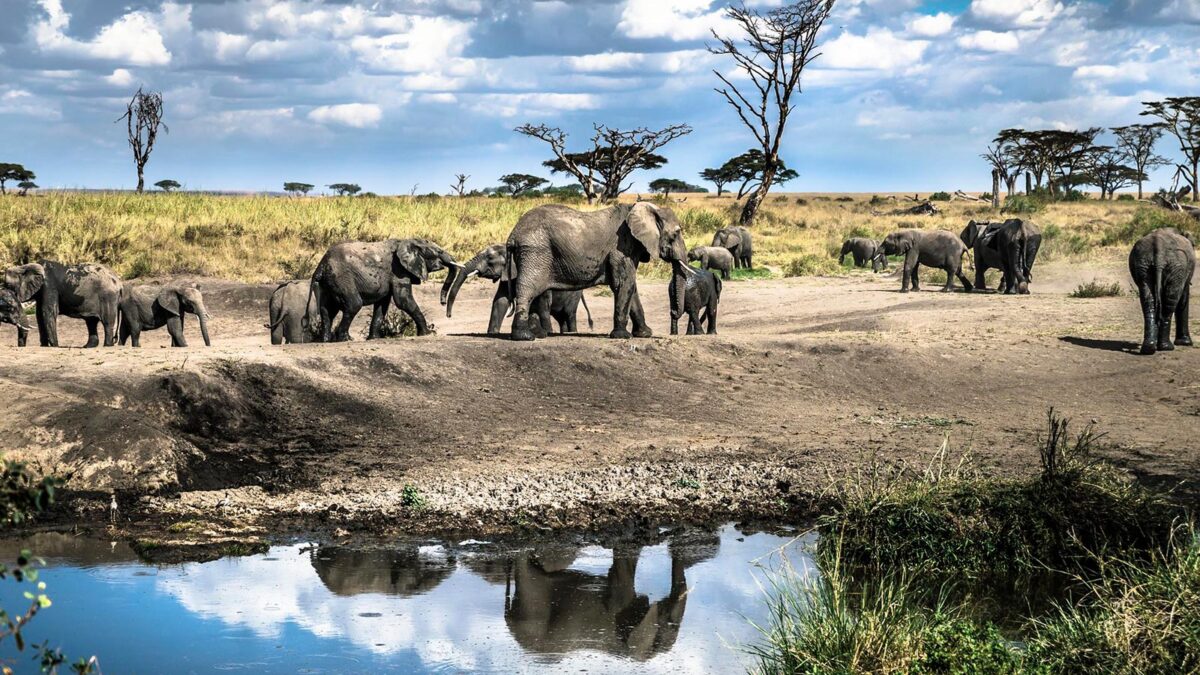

left=740, top=164, right=777, bottom=226
left=1025, top=172, right=1032, bottom=194
left=991, top=169, right=1000, bottom=209
left=1138, top=179, right=1144, bottom=201
left=136, top=163, right=145, bottom=193
left=1192, top=158, right=1199, bottom=202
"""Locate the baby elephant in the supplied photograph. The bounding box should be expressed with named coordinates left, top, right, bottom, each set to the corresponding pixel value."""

left=119, top=283, right=212, bottom=347
left=0, top=287, right=32, bottom=333
left=839, top=237, right=887, bottom=272
left=687, top=246, right=734, bottom=280
left=880, top=229, right=973, bottom=293
left=266, top=280, right=321, bottom=344
left=669, top=268, right=721, bottom=335
left=1129, top=227, right=1194, bottom=355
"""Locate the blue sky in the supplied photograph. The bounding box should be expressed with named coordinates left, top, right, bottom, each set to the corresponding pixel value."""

left=1, top=0, right=1197, bottom=194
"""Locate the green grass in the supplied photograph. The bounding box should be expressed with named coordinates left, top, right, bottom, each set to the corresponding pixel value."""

left=1070, top=280, right=1124, bottom=298
left=1099, top=207, right=1200, bottom=246
left=1002, top=195, right=1045, bottom=215
left=400, top=484, right=427, bottom=511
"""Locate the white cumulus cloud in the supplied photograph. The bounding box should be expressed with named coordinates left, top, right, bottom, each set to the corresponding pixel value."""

left=34, top=0, right=172, bottom=66
left=617, top=0, right=733, bottom=41
left=957, top=30, right=1021, bottom=53
left=823, top=29, right=930, bottom=71
left=307, top=103, right=383, bottom=128
left=969, top=0, right=1063, bottom=28
left=907, top=12, right=955, bottom=37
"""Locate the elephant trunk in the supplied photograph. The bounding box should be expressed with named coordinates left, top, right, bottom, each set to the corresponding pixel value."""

left=672, top=261, right=689, bottom=320
left=195, top=301, right=212, bottom=347
left=440, top=263, right=462, bottom=306
left=446, top=253, right=486, bottom=318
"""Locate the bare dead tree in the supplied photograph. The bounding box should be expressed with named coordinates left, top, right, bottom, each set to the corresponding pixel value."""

left=515, top=123, right=691, bottom=204
left=450, top=174, right=470, bottom=196
left=709, top=0, right=834, bottom=225
left=117, top=87, right=167, bottom=193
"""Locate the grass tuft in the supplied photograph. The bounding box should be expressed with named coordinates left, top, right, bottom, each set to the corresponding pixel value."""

left=1070, top=279, right=1124, bottom=298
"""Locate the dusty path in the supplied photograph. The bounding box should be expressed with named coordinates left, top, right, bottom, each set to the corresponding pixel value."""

left=1, top=257, right=1196, bottom=538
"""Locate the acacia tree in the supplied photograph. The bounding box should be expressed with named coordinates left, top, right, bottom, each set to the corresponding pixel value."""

left=117, top=88, right=167, bottom=193
left=516, top=123, right=691, bottom=203
left=699, top=166, right=736, bottom=196
left=0, top=164, right=34, bottom=195
left=498, top=174, right=547, bottom=197
left=649, top=178, right=693, bottom=198
left=284, top=182, right=314, bottom=196
left=1141, top=97, right=1200, bottom=202
left=709, top=0, right=834, bottom=225
left=154, top=179, right=180, bottom=192
left=1111, top=124, right=1168, bottom=200
left=1084, top=147, right=1142, bottom=199
left=16, top=181, right=37, bottom=196
left=327, top=183, right=361, bottom=196
left=717, top=149, right=799, bottom=198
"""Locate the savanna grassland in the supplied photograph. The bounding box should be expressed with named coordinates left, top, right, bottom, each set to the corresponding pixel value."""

left=3, top=191, right=1196, bottom=284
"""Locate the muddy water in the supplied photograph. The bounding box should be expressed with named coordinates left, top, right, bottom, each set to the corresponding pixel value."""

left=0, top=524, right=813, bottom=674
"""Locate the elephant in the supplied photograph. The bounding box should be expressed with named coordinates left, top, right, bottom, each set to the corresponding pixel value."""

left=3, top=260, right=123, bottom=347
left=311, top=545, right=455, bottom=598
left=307, top=238, right=461, bottom=342
left=687, top=246, right=734, bottom=280
left=880, top=229, right=974, bottom=293
left=502, top=202, right=690, bottom=341
left=839, top=237, right=887, bottom=272
left=670, top=266, right=721, bottom=335
left=712, top=226, right=753, bottom=269
left=266, top=280, right=321, bottom=344
left=444, top=244, right=593, bottom=336
left=0, top=287, right=31, bottom=333
left=961, top=219, right=1042, bottom=294
left=1129, top=227, right=1194, bottom=355
left=118, top=283, right=211, bottom=348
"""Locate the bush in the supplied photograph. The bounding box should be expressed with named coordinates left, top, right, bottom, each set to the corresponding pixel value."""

left=1117, top=194, right=1135, bottom=202
left=928, top=191, right=952, bottom=201
left=1070, top=280, right=1124, bottom=298
left=681, top=209, right=727, bottom=234
left=980, top=193, right=994, bottom=202
left=795, top=198, right=808, bottom=206
left=784, top=254, right=841, bottom=277
left=1001, top=195, right=1044, bottom=214
left=835, top=196, right=854, bottom=203
left=1101, top=207, right=1199, bottom=246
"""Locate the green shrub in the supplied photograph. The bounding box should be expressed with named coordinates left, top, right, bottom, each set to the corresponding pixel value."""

left=784, top=254, right=841, bottom=277
left=682, top=209, right=728, bottom=234
left=1101, top=207, right=1199, bottom=246
left=400, top=484, right=427, bottom=510
left=1001, top=195, right=1044, bottom=215
left=1070, top=280, right=1123, bottom=298
left=835, top=196, right=854, bottom=203
left=928, top=191, right=952, bottom=201
left=1117, top=194, right=1135, bottom=201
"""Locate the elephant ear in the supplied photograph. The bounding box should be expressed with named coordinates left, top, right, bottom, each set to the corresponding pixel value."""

left=9, top=264, right=45, bottom=303
left=626, top=202, right=661, bottom=263
left=155, top=288, right=181, bottom=316
left=961, top=221, right=979, bottom=247
left=394, top=241, right=428, bottom=283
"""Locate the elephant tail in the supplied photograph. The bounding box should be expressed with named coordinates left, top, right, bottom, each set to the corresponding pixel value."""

left=713, top=274, right=723, bottom=299
left=580, top=292, right=594, bottom=330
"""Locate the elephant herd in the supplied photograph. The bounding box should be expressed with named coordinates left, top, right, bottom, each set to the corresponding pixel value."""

left=0, top=205, right=1192, bottom=356
left=839, top=218, right=1194, bottom=355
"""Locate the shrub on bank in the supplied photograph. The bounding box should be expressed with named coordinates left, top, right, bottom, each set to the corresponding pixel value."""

left=784, top=254, right=841, bottom=278
left=1100, top=207, right=1199, bottom=246
left=1070, top=280, right=1123, bottom=298
left=1002, top=195, right=1044, bottom=215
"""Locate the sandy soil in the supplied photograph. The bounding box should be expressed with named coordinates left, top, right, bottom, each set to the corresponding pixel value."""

left=1, top=257, right=1196, bottom=538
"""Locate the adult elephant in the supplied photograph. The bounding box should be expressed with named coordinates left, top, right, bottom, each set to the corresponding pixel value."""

left=307, top=238, right=461, bottom=342
left=503, top=202, right=689, bottom=341
left=961, top=219, right=1041, bottom=294
left=3, top=260, right=123, bottom=347
left=880, top=229, right=973, bottom=293
left=1129, top=227, right=1194, bottom=355
left=839, top=237, right=887, bottom=272
left=266, top=280, right=321, bottom=344
left=119, top=282, right=211, bottom=347
left=712, top=226, right=753, bottom=269
left=444, top=244, right=593, bottom=336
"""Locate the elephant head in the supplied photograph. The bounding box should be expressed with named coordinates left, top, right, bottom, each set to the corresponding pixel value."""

left=686, top=246, right=705, bottom=264
left=880, top=231, right=913, bottom=256
left=393, top=239, right=461, bottom=302
left=445, top=244, right=506, bottom=318
left=158, top=284, right=211, bottom=346
left=627, top=203, right=691, bottom=316
left=712, top=227, right=742, bottom=251
left=3, top=263, right=45, bottom=303
left=0, top=287, right=30, bottom=331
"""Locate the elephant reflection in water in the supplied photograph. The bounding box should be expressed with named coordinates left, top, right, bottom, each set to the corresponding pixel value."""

left=311, top=546, right=456, bottom=597
left=472, top=531, right=720, bottom=661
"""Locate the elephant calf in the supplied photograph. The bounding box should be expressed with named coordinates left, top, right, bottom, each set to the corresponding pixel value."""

left=0, top=287, right=31, bottom=333
left=669, top=267, right=721, bottom=335
left=880, top=229, right=973, bottom=293
left=119, top=283, right=212, bottom=347
left=1130, top=227, right=1194, bottom=355
left=687, top=246, right=734, bottom=280
left=839, top=237, right=887, bottom=272
left=267, top=280, right=321, bottom=344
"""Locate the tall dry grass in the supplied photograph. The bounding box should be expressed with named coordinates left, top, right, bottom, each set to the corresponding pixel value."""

left=0, top=191, right=1154, bottom=282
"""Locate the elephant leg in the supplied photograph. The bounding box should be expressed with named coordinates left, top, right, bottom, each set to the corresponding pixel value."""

left=101, top=306, right=117, bottom=347
left=974, top=263, right=987, bottom=291
left=706, top=298, right=719, bottom=334
left=129, top=322, right=142, bottom=348
left=955, top=265, right=973, bottom=293
left=392, top=284, right=430, bottom=336
left=510, top=263, right=549, bottom=342
left=366, top=299, right=389, bottom=340
left=119, top=316, right=130, bottom=346
left=38, top=300, right=58, bottom=347
left=334, top=295, right=362, bottom=342
left=167, top=316, right=188, bottom=347
left=84, top=317, right=100, bottom=348
left=531, top=293, right=551, bottom=338
left=610, top=281, right=635, bottom=339
left=270, top=317, right=285, bottom=345
left=318, top=295, right=336, bottom=343
left=1138, top=281, right=1158, bottom=355
left=1158, top=292, right=1179, bottom=352
left=1176, top=284, right=1192, bottom=347
left=629, top=287, right=652, bottom=338
left=686, top=309, right=700, bottom=335
left=488, top=288, right=510, bottom=334
left=722, top=267, right=730, bottom=280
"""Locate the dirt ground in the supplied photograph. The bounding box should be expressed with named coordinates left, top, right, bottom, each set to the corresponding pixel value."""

left=1, top=257, right=1197, bottom=539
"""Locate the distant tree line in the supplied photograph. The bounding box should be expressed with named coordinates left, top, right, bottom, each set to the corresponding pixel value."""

left=983, top=97, right=1200, bottom=202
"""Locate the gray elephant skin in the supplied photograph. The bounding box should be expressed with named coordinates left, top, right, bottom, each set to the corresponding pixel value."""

left=0, top=287, right=31, bottom=333
left=687, top=246, right=734, bottom=280
left=670, top=266, right=721, bottom=335
left=119, top=282, right=211, bottom=347
left=1129, top=227, right=1194, bottom=355
left=712, top=226, right=753, bottom=269
left=880, top=229, right=973, bottom=293
left=502, top=202, right=689, bottom=341
left=961, top=219, right=1042, bottom=294
left=267, top=280, right=321, bottom=344
left=444, top=244, right=593, bottom=336
left=3, top=260, right=123, bottom=347
left=307, top=238, right=460, bottom=342
left=839, top=237, right=887, bottom=272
